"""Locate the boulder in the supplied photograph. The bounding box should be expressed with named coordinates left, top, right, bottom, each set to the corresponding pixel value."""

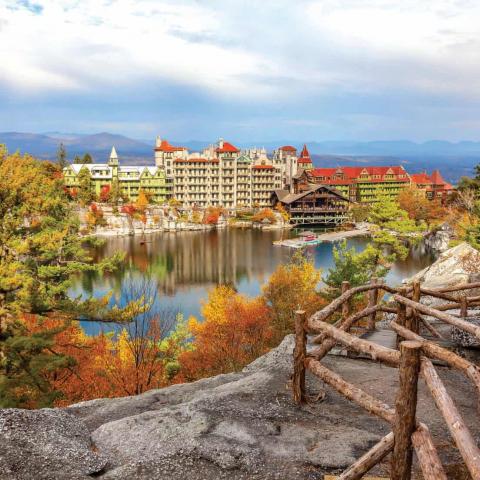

left=408, top=242, right=480, bottom=289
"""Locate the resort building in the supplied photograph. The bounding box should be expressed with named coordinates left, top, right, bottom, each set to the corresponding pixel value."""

left=63, top=147, right=169, bottom=203
left=154, top=137, right=287, bottom=208
left=410, top=170, right=454, bottom=201
left=272, top=184, right=351, bottom=225
left=292, top=165, right=411, bottom=202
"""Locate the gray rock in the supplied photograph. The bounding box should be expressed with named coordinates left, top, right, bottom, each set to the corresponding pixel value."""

left=2, top=335, right=478, bottom=479
left=0, top=408, right=107, bottom=480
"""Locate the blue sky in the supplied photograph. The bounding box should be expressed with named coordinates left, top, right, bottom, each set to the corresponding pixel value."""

left=1, top=0, right=480, bottom=142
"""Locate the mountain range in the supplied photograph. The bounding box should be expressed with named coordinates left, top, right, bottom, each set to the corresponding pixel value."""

left=2, top=131, right=479, bottom=184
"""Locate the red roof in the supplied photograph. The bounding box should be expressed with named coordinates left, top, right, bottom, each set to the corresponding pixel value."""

left=411, top=172, right=431, bottom=184
left=309, top=165, right=410, bottom=184
left=411, top=170, right=453, bottom=190
left=215, top=141, right=240, bottom=153
left=279, top=145, right=297, bottom=152
left=298, top=144, right=312, bottom=164
left=154, top=139, right=186, bottom=152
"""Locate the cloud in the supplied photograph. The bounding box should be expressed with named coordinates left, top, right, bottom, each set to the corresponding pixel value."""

left=1, top=0, right=480, bottom=140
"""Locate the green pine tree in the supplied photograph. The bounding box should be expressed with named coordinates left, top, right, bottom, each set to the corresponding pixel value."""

left=56, top=143, right=68, bottom=170
left=0, top=145, right=146, bottom=408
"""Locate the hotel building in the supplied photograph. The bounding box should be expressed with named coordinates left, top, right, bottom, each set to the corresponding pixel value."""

left=154, top=137, right=298, bottom=208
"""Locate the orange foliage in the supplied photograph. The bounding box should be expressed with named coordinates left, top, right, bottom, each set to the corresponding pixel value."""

left=203, top=206, right=224, bottom=224
left=176, top=286, right=273, bottom=382
left=252, top=208, right=276, bottom=224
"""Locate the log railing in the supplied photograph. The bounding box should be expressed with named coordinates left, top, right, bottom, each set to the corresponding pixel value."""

left=292, top=278, right=480, bottom=480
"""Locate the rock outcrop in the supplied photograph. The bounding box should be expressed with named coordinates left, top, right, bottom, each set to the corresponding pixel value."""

left=408, top=241, right=480, bottom=289
left=1, top=336, right=478, bottom=479
left=424, top=223, right=454, bottom=252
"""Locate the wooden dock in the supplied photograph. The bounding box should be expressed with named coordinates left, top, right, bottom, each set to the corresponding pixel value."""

left=274, top=228, right=370, bottom=248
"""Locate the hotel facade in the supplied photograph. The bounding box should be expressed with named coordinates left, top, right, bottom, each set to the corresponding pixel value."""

left=154, top=137, right=301, bottom=208
left=63, top=137, right=453, bottom=211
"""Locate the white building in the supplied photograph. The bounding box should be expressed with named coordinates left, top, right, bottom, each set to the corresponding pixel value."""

left=154, top=137, right=299, bottom=208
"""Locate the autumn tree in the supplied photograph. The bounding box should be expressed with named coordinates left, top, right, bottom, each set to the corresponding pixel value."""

left=177, top=286, right=273, bottom=381
left=262, top=251, right=325, bottom=341
left=0, top=146, right=143, bottom=408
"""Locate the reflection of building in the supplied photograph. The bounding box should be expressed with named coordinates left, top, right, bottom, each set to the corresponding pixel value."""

left=410, top=170, right=454, bottom=201
left=81, top=229, right=287, bottom=296
left=272, top=184, right=351, bottom=225
left=154, top=137, right=292, bottom=208
left=63, top=147, right=169, bottom=203
left=293, top=165, right=411, bottom=203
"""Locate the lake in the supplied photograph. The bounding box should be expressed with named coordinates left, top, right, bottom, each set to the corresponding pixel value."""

left=71, top=229, right=437, bottom=335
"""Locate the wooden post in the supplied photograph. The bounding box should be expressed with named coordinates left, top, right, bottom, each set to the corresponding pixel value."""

left=341, top=280, right=351, bottom=320
left=339, top=432, right=394, bottom=480
left=391, top=341, right=422, bottom=480
left=395, top=297, right=407, bottom=349
left=292, top=310, right=307, bottom=405
left=367, top=277, right=379, bottom=330
left=411, top=423, right=448, bottom=480
left=421, top=358, right=480, bottom=479
left=391, top=321, right=480, bottom=398
left=406, top=281, right=421, bottom=334
left=460, top=295, right=468, bottom=318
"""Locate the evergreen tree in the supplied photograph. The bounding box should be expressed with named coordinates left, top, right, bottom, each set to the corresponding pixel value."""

left=73, top=154, right=82, bottom=164
left=82, top=153, right=93, bottom=164
left=56, top=143, right=68, bottom=170
left=0, top=145, right=145, bottom=407
left=77, top=167, right=95, bottom=205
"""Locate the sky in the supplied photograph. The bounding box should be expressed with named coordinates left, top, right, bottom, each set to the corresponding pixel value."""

left=1, top=0, right=480, bottom=142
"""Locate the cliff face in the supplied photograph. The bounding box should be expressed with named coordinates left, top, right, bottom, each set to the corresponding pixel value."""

left=1, top=336, right=478, bottom=479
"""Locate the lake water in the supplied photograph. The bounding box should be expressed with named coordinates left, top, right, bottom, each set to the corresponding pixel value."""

left=71, top=229, right=437, bottom=335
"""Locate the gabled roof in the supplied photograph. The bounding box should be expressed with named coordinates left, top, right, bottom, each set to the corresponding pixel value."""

left=309, top=165, right=409, bottom=184
left=215, top=141, right=240, bottom=153
left=276, top=184, right=351, bottom=205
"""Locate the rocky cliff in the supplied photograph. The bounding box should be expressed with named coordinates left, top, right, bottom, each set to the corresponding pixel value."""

left=1, top=336, right=478, bottom=479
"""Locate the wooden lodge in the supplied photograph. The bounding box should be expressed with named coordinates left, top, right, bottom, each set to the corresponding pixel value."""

left=272, top=184, right=351, bottom=225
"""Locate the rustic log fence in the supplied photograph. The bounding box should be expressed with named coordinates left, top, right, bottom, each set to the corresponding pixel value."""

left=292, top=279, right=480, bottom=479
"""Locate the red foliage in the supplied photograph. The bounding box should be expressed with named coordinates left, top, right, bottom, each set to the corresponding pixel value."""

left=121, top=204, right=136, bottom=216
left=99, top=184, right=111, bottom=202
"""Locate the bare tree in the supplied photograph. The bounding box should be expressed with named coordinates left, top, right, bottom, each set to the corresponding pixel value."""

left=109, top=274, right=179, bottom=395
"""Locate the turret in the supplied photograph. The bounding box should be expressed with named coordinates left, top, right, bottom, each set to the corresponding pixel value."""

left=108, top=146, right=119, bottom=177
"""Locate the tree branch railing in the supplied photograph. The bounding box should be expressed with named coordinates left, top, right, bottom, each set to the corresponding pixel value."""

left=292, top=278, right=480, bottom=479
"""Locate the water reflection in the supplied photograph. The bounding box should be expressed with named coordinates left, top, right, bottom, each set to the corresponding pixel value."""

left=71, top=229, right=436, bottom=334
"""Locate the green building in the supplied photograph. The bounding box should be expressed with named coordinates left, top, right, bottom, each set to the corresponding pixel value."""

left=63, top=147, right=170, bottom=203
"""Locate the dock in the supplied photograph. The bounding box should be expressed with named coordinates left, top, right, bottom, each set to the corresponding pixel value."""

left=273, top=228, right=370, bottom=248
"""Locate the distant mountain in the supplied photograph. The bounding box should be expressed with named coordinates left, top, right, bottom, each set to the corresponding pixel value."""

left=0, top=132, right=152, bottom=161
left=1, top=132, right=479, bottom=183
